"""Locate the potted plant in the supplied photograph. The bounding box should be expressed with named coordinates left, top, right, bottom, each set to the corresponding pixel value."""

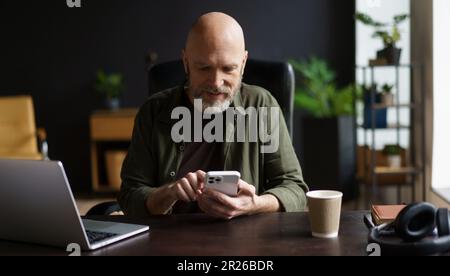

left=355, top=12, right=409, bottom=65
left=381, top=83, right=394, bottom=105
left=289, top=57, right=360, bottom=200
left=94, top=70, right=125, bottom=110
left=383, top=144, right=402, bottom=168
left=290, top=57, right=358, bottom=118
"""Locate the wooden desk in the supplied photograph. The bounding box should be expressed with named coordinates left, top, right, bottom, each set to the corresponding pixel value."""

left=0, top=211, right=373, bottom=256
left=90, top=108, right=137, bottom=192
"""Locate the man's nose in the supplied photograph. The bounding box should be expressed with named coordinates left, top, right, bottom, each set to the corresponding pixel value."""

left=208, top=70, right=225, bottom=88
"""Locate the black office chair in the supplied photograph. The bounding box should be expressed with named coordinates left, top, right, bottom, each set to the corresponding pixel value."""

left=86, top=59, right=295, bottom=216
left=85, top=201, right=122, bottom=216
left=148, top=59, right=295, bottom=136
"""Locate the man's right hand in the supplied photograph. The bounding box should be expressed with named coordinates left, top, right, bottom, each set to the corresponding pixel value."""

left=145, top=170, right=206, bottom=215
left=172, top=170, right=206, bottom=202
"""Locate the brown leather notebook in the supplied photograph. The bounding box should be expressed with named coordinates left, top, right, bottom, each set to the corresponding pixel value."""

left=371, top=205, right=407, bottom=225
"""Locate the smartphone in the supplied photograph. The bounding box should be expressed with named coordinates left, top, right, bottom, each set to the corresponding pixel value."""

left=205, top=171, right=240, bottom=197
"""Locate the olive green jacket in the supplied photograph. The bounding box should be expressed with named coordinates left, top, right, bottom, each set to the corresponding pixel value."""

left=118, top=83, right=308, bottom=216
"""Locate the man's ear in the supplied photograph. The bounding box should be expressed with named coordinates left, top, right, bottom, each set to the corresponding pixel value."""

left=241, top=50, right=249, bottom=76
left=182, top=50, right=189, bottom=75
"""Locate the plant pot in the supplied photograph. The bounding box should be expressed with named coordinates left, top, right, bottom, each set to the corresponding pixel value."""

left=386, top=155, right=402, bottom=168
left=105, top=98, right=120, bottom=110
left=377, top=46, right=402, bottom=65
left=381, top=93, right=394, bottom=106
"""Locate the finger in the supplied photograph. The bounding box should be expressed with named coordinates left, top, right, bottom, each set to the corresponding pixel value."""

left=185, top=173, right=199, bottom=191
left=203, top=188, right=237, bottom=210
left=198, top=195, right=234, bottom=219
left=175, top=182, right=191, bottom=202
left=196, top=170, right=206, bottom=189
left=179, top=178, right=197, bottom=201
left=237, top=179, right=256, bottom=194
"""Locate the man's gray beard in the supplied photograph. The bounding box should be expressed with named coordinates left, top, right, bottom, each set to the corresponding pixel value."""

left=202, top=99, right=231, bottom=115
left=191, top=81, right=241, bottom=114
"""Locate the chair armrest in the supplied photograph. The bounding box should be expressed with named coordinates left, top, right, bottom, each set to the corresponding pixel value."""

left=37, top=128, right=47, bottom=141
left=37, top=127, right=49, bottom=160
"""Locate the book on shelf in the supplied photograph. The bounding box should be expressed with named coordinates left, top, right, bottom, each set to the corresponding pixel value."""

left=371, top=204, right=407, bottom=225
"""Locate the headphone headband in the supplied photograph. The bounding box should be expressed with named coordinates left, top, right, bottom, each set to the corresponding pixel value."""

left=369, top=224, right=450, bottom=255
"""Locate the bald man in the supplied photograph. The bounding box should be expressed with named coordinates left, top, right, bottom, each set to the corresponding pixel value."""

left=118, top=12, right=308, bottom=219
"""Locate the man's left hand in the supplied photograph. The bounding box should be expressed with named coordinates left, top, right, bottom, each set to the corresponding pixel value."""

left=197, top=179, right=263, bottom=219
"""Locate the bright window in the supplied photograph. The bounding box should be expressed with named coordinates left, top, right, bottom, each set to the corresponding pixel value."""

left=432, top=0, right=450, bottom=191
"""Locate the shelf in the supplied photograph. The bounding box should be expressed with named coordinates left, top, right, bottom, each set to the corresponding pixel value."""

left=357, top=124, right=411, bottom=130
left=372, top=103, right=416, bottom=110
left=374, top=166, right=420, bottom=175
left=355, top=62, right=425, bottom=203
left=356, top=64, right=414, bottom=69
left=90, top=108, right=137, bottom=141
left=90, top=108, right=138, bottom=193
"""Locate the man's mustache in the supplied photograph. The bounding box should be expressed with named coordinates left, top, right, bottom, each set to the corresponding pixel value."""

left=199, top=87, right=231, bottom=95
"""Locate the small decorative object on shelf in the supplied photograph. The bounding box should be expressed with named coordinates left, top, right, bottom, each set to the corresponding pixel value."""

left=94, top=70, right=125, bottom=110
left=355, top=12, right=409, bottom=65
left=381, top=83, right=395, bottom=105
left=383, top=144, right=402, bottom=168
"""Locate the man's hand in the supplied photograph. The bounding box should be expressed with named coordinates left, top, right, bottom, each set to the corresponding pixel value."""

left=197, top=179, right=280, bottom=219
left=145, top=170, right=206, bottom=215
left=172, top=170, right=206, bottom=202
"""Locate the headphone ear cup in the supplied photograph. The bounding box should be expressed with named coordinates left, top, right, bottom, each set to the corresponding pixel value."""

left=436, top=208, right=450, bottom=237
left=394, top=202, right=437, bottom=242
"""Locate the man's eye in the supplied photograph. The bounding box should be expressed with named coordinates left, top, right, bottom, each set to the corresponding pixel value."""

left=199, top=67, right=210, bottom=71
left=223, top=67, right=236, bottom=73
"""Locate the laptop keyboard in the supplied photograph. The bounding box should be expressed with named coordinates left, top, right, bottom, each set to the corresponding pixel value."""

left=86, top=230, right=118, bottom=243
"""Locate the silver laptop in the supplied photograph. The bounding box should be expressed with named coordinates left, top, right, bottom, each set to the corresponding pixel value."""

left=0, top=159, right=149, bottom=251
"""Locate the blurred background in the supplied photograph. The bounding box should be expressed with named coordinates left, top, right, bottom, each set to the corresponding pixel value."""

left=1, top=0, right=448, bottom=212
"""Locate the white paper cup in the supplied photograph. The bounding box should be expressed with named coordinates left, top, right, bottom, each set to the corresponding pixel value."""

left=307, top=190, right=343, bottom=238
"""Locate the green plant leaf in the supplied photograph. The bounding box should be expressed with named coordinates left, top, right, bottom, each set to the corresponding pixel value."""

left=294, top=91, right=323, bottom=117
left=355, top=12, right=386, bottom=27
left=332, top=85, right=355, bottom=116
left=290, top=57, right=357, bottom=118
left=391, top=26, right=401, bottom=43
left=373, top=31, right=393, bottom=46
left=94, top=70, right=124, bottom=99
left=383, top=144, right=402, bottom=155
left=357, top=13, right=409, bottom=47
left=394, top=14, right=409, bottom=24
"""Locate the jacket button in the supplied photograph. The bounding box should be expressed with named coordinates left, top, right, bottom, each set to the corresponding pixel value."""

left=179, top=145, right=184, bottom=151
left=170, top=171, right=176, bottom=177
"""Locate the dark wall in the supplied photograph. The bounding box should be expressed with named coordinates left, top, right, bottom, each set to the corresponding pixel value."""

left=0, top=0, right=355, bottom=192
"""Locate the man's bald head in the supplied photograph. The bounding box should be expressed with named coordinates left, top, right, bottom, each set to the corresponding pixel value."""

left=182, top=12, right=248, bottom=113
left=185, top=12, right=246, bottom=52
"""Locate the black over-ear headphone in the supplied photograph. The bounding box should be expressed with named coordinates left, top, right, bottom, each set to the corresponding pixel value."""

left=368, top=202, right=450, bottom=256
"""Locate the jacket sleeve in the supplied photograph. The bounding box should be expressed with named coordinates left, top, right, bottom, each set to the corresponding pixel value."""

left=262, top=100, right=309, bottom=212
left=117, top=104, right=157, bottom=217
